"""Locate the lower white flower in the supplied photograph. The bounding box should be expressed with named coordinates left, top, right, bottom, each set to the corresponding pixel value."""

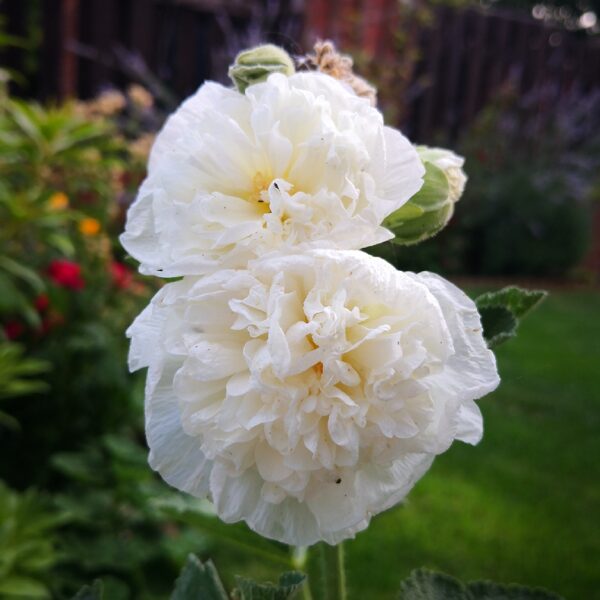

left=128, top=250, right=499, bottom=545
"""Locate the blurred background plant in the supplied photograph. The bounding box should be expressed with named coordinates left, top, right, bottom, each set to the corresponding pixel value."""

left=0, top=85, right=160, bottom=488
left=0, top=0, right=598, bottom=598
left=0, top=482, right=65, bottom=599
left=377, top=81, right=600, bottom=277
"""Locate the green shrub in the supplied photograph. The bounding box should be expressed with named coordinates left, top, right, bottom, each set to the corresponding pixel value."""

left=0, top=482, right=64, bottom=599
left=382, top=84, right=599, bottom=277
left=0, top=90, right=156, bottom=487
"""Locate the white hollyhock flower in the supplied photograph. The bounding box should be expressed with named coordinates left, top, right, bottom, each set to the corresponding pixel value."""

left=120, top=73, right=424, bottom=277
left=128, top=250, right=499, bottom=545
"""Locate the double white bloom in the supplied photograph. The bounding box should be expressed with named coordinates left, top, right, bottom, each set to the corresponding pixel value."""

left=123, top=70, right=499, bottom=545
left=120, top=72, right=424, bottom=276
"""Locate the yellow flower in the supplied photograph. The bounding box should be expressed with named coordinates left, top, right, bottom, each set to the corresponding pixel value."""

left=48, top=192, right=69, bottom=210
left=79, top=217, right=101, bottom=236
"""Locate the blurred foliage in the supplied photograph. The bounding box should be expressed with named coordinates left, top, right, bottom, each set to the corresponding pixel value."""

left=49, top=434, right=210, bottom=599
left=0, top=481, right=65, bottom=599
left=0, top=341, right=49, bottom=429
left=376, top=83, right=599, bottom=277
left=72, top=556, right=307, bottom=600
left=0, top=84, right=159, bottom=487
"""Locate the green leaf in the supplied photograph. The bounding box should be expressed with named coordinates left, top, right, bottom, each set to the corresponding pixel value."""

left=234, top=572, right=306, bottom=600
left=0, top=409, right=20, bottom=429
left=398, top=569, right=564, bottom=600
left=475, top=286, right=547, bottom=348
left=71, top=580, right=104, bottom=600
left=47, top=232, right=75, bottom=256
left=399, top=569, right=465, bottom=600
left=478, top=305, right=518, bottom=348
left=475, top=287, right=547, bottom=319
left=171, top=555, right=228, bottom=600
left=0, top=575, right=50, bottom=598
left=0, top=256, right=45, bottom=294
left=467, top=580, right=563, bottom=599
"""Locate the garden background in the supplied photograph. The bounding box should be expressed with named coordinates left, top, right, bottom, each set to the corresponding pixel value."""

left=0, top=0, right=598, bottom=598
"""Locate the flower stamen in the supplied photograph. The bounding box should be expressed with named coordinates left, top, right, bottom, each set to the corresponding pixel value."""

left=249, top=172, right=271, bottom=206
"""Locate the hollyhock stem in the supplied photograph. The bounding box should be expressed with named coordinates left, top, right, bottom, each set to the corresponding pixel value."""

left=319, top=542, right=347, bottom=600
left=292, top=547, right=314, bottom=600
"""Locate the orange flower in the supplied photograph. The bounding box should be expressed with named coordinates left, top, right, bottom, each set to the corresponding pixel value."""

left=79, top=217, right=101, bottom=236
left=48, top=192, right=69, bottom=210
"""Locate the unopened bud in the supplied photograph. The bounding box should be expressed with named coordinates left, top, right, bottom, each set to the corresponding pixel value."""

left=385, top=146, right=467, bottom=245
left=229, top=44, right=295, bottom=93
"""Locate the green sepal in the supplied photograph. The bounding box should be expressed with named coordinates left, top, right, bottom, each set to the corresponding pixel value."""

left=229, top=45, right=295, bottom=93
left=390, top=202, right=454, bottom=246
left=386, top=162, right=452, bottom=245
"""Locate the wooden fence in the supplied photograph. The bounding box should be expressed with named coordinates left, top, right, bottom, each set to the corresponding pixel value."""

left=3, top=0, right=599, bottom=142
left=2, top=0, right=600, bottom=271
left=306, top=0, right=600, bottom=142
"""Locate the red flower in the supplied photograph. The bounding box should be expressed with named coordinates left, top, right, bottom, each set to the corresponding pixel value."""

left=48, top=259, right=85, bottom=290
left=34, top=294, right=50, bottom=312
left=4, top=321, right=24, bottom=340
left=110, top=261, right=133, bottom=290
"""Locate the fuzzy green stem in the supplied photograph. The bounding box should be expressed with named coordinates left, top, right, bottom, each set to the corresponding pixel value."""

left=291, top=546, right=314, bottom=600
left=319, top=542, right=347, bottom=600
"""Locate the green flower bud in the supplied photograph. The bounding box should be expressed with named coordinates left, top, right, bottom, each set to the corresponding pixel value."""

left=385, top=146, right=467, bottom=245
left=228, top=44, right=295, bottom=94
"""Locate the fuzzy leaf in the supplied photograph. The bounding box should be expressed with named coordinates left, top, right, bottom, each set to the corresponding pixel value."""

left=234, top=571, right=305, bottom=600
left=467, top=580, right=563, bottom=599
left=475, top=287, right=547, bottom=319
left=399, top=569, right=465, bottom=600
left=478, top=305, right=518, bottom=348
left=475, top=286, right=547, bottom=348
left=171, top=555, right=228, bottom=600
left=398, top=569, right=564, bottom=600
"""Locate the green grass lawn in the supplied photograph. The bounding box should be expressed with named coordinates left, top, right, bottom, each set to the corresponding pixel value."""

left=345, top=289, right=600, bottom=599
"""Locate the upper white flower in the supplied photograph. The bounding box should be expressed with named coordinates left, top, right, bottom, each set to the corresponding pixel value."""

left=128, top=250, right=499, bottom=545
left=120, top=72, right=424, bottom=277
